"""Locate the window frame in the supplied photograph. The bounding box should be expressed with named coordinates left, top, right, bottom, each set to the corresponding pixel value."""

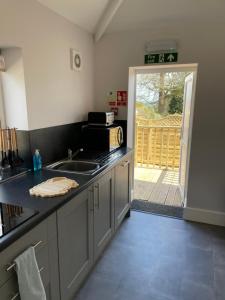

left=0, top=72, right=6, bottom=127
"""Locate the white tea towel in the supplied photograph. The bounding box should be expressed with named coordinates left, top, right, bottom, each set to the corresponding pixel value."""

left=14, top=246, right=46, bottom=300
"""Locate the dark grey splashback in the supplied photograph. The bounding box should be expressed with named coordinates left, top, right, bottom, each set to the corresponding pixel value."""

left=16, top=130, right=32, bottom=167
left=16, top=120, right=127, bottom=168
left=29, top=122, right=86, bottom=165
left=17, top=122, right=86, bottom=167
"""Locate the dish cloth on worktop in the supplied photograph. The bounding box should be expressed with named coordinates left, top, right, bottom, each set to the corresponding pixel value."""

left=14, top=246, right=46, bottom=300
left=29, top=177, right=79, bottom=197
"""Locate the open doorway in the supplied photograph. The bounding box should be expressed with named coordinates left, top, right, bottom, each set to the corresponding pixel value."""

left=127, top=64, right=198, bottom=217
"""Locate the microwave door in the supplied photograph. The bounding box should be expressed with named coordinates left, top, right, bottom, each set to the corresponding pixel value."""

left=109, top=127, right=123, bottom=151
left=109, top=128, right=119, bottom=150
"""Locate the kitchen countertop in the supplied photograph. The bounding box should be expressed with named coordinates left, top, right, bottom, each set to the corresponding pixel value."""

left=0, top=167, right=29, bottom=183
left=0, top=147, right=133, bottom=252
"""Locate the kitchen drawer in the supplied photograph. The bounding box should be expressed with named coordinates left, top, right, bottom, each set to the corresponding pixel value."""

left=0, top=276, right=19, bottom=300
left=0, top=267, right=50, bottom=300
left=0, top=218, right=49, bottom=288
left=4, top=243, right=51, bottom=287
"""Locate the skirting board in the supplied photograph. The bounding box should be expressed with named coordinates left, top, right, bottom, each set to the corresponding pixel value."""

left=184, top=207, right=225, bottom=227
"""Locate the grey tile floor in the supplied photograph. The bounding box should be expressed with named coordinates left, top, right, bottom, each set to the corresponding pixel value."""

left=74, top=211, right=225, bottom=300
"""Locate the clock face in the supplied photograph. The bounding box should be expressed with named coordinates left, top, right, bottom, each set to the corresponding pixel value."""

left=0, top=55, right=5, bottom=71
left=74, top=54, right=81, bottom=68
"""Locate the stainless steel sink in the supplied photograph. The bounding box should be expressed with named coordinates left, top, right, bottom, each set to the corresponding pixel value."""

left=47, top=160, right=101, bottom=175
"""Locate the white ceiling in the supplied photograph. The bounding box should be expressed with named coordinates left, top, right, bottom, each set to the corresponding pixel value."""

left=107, top=0, right=225, bottom=33
left=37, top=0, right=110, bottom=33
left=37, top=0, right=225, bottom=35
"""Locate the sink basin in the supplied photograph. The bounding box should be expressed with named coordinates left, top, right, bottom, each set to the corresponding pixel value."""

left=47, top=160, right=101, bottom=175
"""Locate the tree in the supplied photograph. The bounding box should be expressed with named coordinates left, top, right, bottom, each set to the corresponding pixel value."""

left=136, top=72, right=189, bottom=116
left=168, top=96, right=183, bottom=114
left=136, top=101, right=161, bottom=119
left=158, top=72, right=166, bottom=114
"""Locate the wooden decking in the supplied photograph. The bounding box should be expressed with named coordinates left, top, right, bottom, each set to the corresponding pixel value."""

left=134, top=167, right=182, bottom=207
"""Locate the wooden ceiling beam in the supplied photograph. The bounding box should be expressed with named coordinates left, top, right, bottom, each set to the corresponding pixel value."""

left=94, top=0, right=124, bottom=42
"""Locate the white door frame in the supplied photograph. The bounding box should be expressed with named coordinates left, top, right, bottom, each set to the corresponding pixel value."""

left=179, top=72, right=198, bottom=208
left=127, top=63, right=198, bottom=207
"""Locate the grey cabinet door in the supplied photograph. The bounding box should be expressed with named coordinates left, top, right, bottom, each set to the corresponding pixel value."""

left=114, top=155, right=131, bottom=229
left=57, top=189, right=94, bottom=300
left=93, top=170, right=114, bottom=261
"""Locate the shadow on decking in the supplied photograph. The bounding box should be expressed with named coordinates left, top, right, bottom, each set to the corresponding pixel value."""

left=134, top=167, right=182, bottom=207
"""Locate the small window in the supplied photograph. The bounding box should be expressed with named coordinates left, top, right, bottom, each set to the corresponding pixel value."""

left=0, top=47, right=29, bottom=130
left=0, top=73, right=6, bottom=127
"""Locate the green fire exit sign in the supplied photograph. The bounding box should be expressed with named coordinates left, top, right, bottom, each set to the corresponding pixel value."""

left=144, top=52, right=178, bottom=64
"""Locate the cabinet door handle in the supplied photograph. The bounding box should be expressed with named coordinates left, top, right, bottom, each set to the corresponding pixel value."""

left=121, top=161, right=129, bottom=167
left=39, top=267, right=44, bottom=273
left=94, top=184, right=100, bottom=209
left=6, top=240, right=43, bottom=272
left=88, top=188, right=94, bottom=211
left=10, top=292, right=19, bottom=300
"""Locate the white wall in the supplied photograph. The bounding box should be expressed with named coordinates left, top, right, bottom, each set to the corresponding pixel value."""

left=95, top=23, right=225, bottom=215
left=1, top=48, right=29, bottom=130
left=0, top=0, right=94, bottom=130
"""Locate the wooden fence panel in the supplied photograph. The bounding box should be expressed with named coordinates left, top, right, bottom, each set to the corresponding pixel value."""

left=135, top=125, right=181, bottom=169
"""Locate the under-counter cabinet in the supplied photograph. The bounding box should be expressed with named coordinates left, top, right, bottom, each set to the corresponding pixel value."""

left=114, top=153, right=132, bottom=230
left=93, top=170, right=114, bottom=261
left=57, top=188, right=94, bottom=300
left=0, top=213, right=60, bottom=300
left=57, top=169, right=114, bottom=300
left=0, top=151, right=133, bottom=300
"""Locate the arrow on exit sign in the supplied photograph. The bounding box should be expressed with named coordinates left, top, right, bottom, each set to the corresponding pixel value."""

left=167, top=53, right=175, bottom=62
left=144, top=52, right=178, bottom=64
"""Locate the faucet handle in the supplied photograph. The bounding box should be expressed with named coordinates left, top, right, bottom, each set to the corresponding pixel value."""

left=68, top=149, right=73, bottom=160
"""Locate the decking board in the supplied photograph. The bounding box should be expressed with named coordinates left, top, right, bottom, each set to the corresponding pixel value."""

left=134, top=167, right=182, bottom=207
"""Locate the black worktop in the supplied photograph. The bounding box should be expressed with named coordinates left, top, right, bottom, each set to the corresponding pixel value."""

left=0, top=147, right=132, bottom=252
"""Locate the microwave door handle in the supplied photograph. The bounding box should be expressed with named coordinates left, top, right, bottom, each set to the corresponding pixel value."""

left=117, top=129, right=120, bottom=145
left=119, top=126, right=123, bottom=146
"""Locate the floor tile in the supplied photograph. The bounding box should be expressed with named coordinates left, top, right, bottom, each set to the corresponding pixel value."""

left=214, top=267, right=225, bottom=300
left=74, top=212, right=225, bottom=300
left=213, top=239, right=225, bottom=269
left=75, top=273, right=118, bottom=300
left=180, top=279, right=215, bottom=300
